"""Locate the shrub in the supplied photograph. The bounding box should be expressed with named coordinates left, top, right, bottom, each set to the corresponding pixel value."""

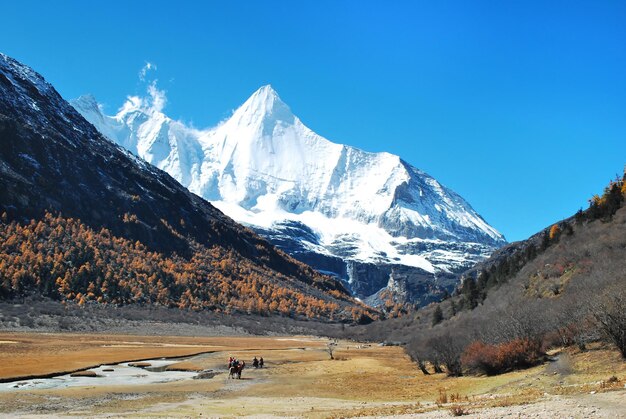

left=436, top=389, right=448, bottom=405
left=600, top=375, right=622, bottom=389
left=449, top=405, right=470, bottom=416
left=499, top=338, right=544, bottom=368
left=461, top=338, right=544, bottom=375
left=461, top=341, right=500, bottom=375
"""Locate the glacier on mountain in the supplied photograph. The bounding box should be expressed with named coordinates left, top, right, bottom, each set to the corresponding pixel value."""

left=72, top=85, right=506, bottom=304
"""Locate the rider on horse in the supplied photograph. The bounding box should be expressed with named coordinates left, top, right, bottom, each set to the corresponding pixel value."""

left=228, top=356, right=240, bottom=369
left=228, top=359, right=245, bottom=379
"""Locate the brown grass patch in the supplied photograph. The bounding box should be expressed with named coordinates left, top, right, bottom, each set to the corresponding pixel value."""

left=0, top=332, right=624, bottom=418
left=127, top=362, right=151, bottom=368
left=69, top=370, right=98, bottom=377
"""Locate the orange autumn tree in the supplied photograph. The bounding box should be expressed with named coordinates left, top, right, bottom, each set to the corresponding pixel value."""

left=548, top=224, right=561, bottom=240
left=0, top=212, right=376, bottom=323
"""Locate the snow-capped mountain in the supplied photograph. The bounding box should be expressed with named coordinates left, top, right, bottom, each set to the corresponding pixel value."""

left=72, top=85, right=506, bottom=305
left=0, top=52, right=357, bottom=320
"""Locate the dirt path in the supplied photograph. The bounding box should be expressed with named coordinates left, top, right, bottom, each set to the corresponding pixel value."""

left=385, top=391, right=626, bottom=418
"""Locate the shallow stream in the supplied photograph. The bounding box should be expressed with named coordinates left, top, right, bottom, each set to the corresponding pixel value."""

left=2, top=357, right=200, bottom=391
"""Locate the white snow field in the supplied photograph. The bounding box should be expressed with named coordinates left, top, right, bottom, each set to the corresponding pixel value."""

left=72, top=85, right=505, bottom=296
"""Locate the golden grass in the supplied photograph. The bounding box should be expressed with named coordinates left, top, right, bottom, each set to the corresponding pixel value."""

left=0, top=331, right=327, bottom=380
left=0, top=332, right=624, bottom=418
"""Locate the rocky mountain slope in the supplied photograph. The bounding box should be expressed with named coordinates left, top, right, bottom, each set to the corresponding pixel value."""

left=0, top=53, right=371, bottom=321
left=359, top=171, right=626, bottom=368
left=72, top=85, right=506, bottom=305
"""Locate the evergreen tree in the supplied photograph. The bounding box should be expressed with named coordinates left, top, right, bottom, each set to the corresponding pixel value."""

left=540, top=231, right=550, bottom=251
left=460, top=277, right=480, bottom=310
left=432, top=305, right=443, bottom=326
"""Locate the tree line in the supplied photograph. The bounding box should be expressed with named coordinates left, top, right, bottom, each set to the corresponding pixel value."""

left=0, top=212, right=375, bottom=323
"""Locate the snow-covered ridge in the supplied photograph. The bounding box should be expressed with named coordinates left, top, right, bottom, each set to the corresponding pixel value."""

left=71, top=85, right=506, bottom=280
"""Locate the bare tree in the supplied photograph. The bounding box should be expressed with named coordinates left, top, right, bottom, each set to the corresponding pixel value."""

left=407, top=350, right=431, bottom=375
left=416, top=358, right=430, bottom=375
left=591, top=285, right=626, bottom=358
left=481, top=301, right=546, bottom=345
left=427, top=333, right=466, bottom=376
left=432, top=358, right=444, bottom=374
left=326, top=340, right=337, bottom=360
left=545, top=299, right=593, bottom=350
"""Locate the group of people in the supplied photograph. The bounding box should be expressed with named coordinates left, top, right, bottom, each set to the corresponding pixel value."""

left=228, top=356, right=264, bottom=369
left=252, top=356, right=264, bottom=368
left=227, top=356, right=242, bottom=369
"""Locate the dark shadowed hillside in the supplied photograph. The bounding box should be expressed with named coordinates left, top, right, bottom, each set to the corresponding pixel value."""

left=0, top=53, right=375, bottom=323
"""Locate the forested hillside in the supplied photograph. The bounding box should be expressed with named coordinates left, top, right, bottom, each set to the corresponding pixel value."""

left=0, top=212, right=376, bottom=321
left=359, top=170, right=626, bottom=375
left=0, top=53, right=375, bottom=324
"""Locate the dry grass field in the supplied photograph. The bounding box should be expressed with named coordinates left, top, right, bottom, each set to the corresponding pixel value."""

left=0, top=332, right=624, bottom=418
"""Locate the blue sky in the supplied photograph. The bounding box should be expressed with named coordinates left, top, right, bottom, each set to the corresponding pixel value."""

left=1, top=1, right=624, bottom=241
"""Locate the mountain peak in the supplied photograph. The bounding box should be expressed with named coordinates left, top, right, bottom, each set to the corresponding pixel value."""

left=255, top=83, right=278, bottom=95
left=70, top=72, right=507, bottom=304
left=248, top=84, right=281, bottom=105
left=72, top=94, right=100, bottom=114
left=231, top=84, right=294, bottom=128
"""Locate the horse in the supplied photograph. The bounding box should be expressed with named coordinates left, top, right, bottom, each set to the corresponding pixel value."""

left=228, top=361, right=245, bottom=379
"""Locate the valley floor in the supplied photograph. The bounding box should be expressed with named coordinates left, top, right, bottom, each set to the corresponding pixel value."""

left=0, top=332, right=624, bottom=418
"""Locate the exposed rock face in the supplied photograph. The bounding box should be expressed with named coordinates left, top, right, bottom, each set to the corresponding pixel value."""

left=72, top=83, right=507, bottom=305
